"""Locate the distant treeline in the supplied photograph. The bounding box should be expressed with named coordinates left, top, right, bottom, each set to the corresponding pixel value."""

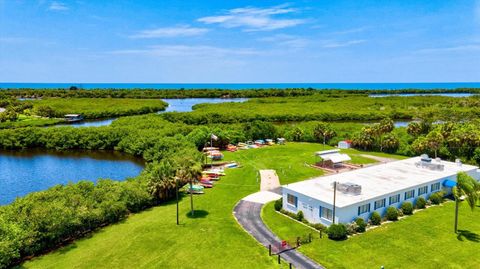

left=1, top=87, right=479, bottom=99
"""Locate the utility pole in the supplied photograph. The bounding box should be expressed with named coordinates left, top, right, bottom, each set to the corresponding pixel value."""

left=175, top=178, right=179, bottom=225
left=190, top=178, right=194, bottom=217
left=333, top=181, right=337, bottom=224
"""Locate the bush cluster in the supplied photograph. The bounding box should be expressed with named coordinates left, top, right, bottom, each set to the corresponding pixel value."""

left=386, top=207, right=399, bottom=221
left=278, top=209, right=325, bottom=232
left=327, top=224, right=348, bottom=240
left=370, top=211, right=382, bottom=225
left=401, top=202, right=414, bottom=215
left=355, top=218, right=367, bottom=233
left=415, top=197, right=427, bottom=209
left=429, top=191, right=445, bottom=205
left=274, top=198, right=283, bottom=211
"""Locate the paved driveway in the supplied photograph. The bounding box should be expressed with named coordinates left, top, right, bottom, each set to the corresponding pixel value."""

left=233, top=199, right=324, bottom=269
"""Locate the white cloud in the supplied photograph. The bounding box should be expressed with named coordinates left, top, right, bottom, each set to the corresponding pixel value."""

left=415, top=44, right=480, bottom=54
left=323, top=39, right=366, bottom=48
left=48, top=1, right=69, bottom=11
left=259, top=34, right=309, bottom=49
left=198, top=4, right=306, bottom=31
left=111, top=45, right=259, bottom=58
left=129, top=25, right=209, bottom=38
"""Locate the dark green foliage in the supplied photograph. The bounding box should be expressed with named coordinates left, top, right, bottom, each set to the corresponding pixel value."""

left=34, top=105, right=55, bottom=117
left=0, top=178, right=154, bottom=267
left=370, top=211, right=382, bottom=225
left=473, top=148, right=480, bottom=165
left=296, top=210, right=304, bottom=221
left=243, top=120, right=277, bottom=140
left=327, top=224, right=348, bottom=240
left=386, top=207, right=399, bottom=221
left=401, top=202, right=414, bottom=215
left=355, top=218, right=367, bottom=233
left=415, top=197, right=427, bottom=209
left=274, top=198, right=283, bottom=211
left=313, top=122, right=336, bottom=144
left=429, top=192, right=444, bottom=205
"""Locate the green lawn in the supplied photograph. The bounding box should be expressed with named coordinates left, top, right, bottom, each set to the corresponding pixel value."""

left=0, top=114, right=62, bottom=129
left=20, top=143, right=401, bottom=269
left=262, top=201, right=480, bottom=269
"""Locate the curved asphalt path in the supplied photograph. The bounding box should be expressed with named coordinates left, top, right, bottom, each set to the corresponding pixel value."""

left=233, top=199, right=324, bottom=269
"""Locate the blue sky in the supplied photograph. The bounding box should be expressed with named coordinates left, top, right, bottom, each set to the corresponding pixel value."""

left=1, top=0, right=479, bottom=83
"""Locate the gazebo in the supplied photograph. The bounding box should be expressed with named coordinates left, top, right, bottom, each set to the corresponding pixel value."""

left=315, top=149, right=351, bottom=168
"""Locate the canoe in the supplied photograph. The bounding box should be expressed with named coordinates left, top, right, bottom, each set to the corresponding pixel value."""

left=186, top=184, right=205, bottom=194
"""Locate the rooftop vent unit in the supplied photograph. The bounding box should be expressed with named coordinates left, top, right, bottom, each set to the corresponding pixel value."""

left=334, top=182, right=362, bottom=195
left=420, top=154, right=432, bottom=163
left=415, top=161, right=445, bottom=171
left=455, top=158, right=462, bottom=166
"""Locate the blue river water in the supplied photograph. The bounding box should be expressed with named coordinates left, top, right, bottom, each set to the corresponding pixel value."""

left=1, top=82, right=480, bottom=90
left=0, top=150, right=144, bottom=205
left=52, top=98, right=249, bottom=128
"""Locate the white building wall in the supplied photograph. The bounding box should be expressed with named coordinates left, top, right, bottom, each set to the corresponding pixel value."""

left=283, top=190, right=338, bottom=226
left=283, top=170, right=480, bottom=226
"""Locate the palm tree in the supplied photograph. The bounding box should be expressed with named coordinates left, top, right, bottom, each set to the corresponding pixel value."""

left=176, top=157, right=202, bottom=216
left=146, top=160, right=175, bottom=203
left=313, top=122, right=336, bottom=148
left=453, top=172, right=480, bottom=233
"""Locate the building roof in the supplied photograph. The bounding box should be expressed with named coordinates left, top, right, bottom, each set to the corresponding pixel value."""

left=283, top=157, right=478, bottom=208
left=315, top=149, right=351, bottom=163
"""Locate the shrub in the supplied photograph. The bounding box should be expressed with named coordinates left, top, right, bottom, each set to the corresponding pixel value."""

left=355, top=218, right=367, bottom=233
left=327, top=224, right=348, bottom=240
left=346, top=222, right=358, bottom=235
left=370, top=211, right=381, bottom=225
left=274, top=198, right=282, bottom=211
left=415, top=197, right=426, bottom=209
left=429, top=192, right=444, bottom=205
left=311, top=223, right=326, bottom=231
left=401, top=202, right=413, bottom=215
left=296, top=210, right=304, bottom=221
left=386, top=207, right=398, bottom=221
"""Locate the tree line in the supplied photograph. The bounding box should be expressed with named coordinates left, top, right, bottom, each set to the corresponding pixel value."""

left=1, top=87, right=479, bottom=99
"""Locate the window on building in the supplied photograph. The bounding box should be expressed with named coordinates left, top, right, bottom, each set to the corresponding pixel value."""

left=389, top=194, right=400, bottom=205
left=320, top=207, right=333, bottom=220
left=418, top=186, right=428, bottom=195
left=358, top=203, right=371, bottom=215
left=374, top=198, right=386, bottom=210
left=431, top=182, right=441, bottom=192
left=287, top=194, right=297, bottom=207
left=405, top=190, right=415, bottom=200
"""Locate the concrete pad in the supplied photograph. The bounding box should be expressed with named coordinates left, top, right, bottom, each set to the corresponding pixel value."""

left=242, top=191, right=282, bottom=204
left=259, top=169, right=280, bottom=191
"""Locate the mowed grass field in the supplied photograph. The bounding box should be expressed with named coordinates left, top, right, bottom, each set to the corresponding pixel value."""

left=20, top=143, right=396, bottom=269
left=262, top=200, right=480, bottom=269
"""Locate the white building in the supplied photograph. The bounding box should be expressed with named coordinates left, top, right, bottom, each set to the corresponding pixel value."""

left=282, top=156, right=480, bottom=226
left=337, top=140, right=351, bottom=149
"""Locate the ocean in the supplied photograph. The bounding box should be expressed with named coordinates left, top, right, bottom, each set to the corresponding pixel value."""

left=1, top=82, right=480, bottom=90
